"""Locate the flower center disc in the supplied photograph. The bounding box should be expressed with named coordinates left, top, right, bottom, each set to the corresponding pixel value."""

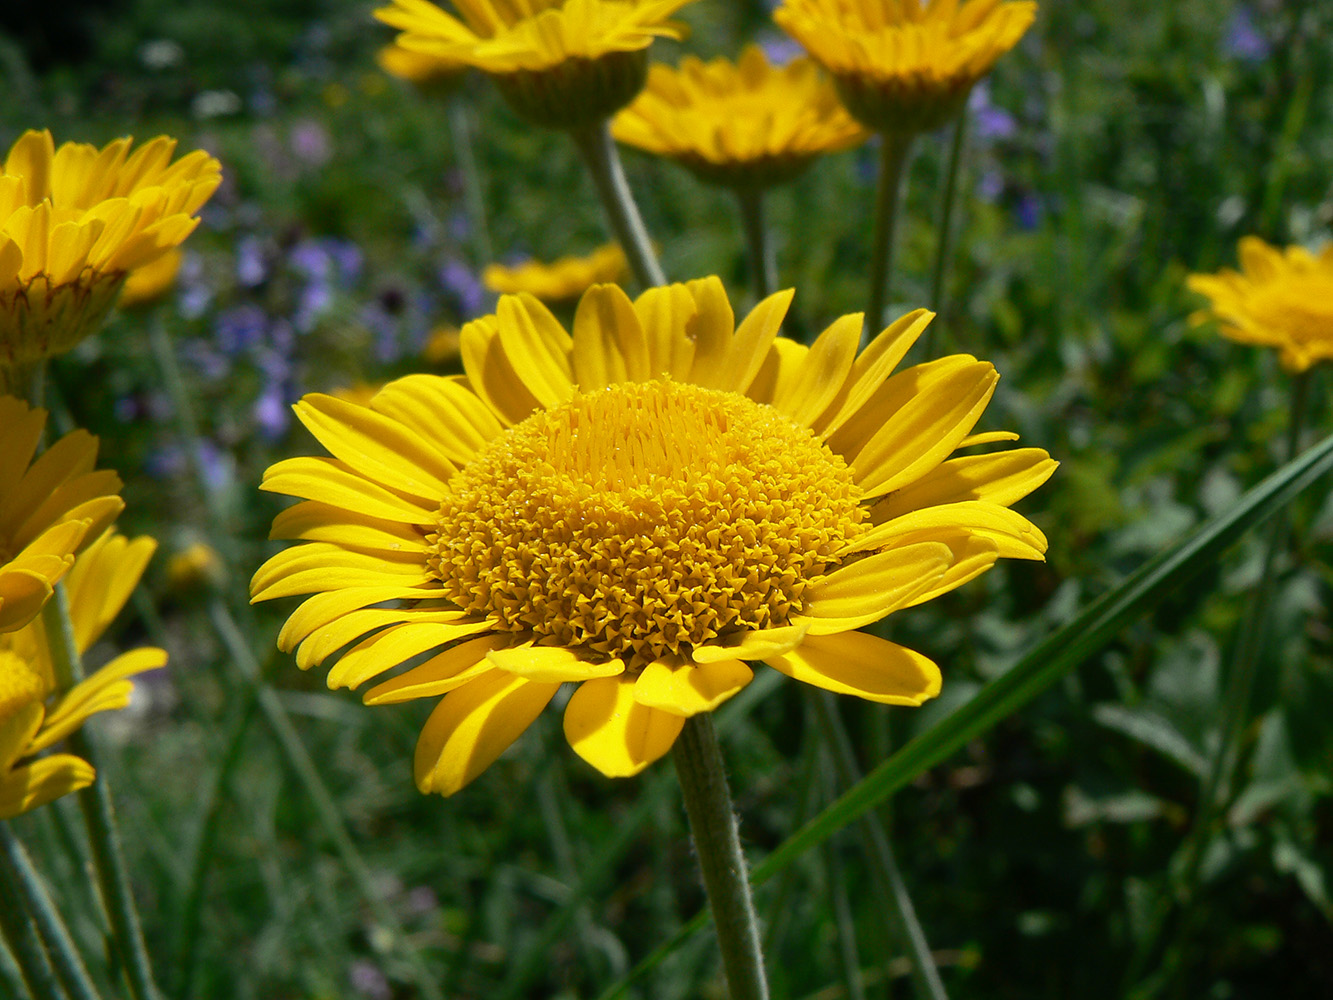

left=429, top=379, right=865, bottom=668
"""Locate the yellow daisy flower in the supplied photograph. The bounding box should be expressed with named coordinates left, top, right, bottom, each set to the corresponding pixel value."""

left=374, top=0, right=699, bottom=128
left=118, top=247, right=183, bottom=310
left=252, top=278, right=1054, bottom=796
left=1187, top=236, right=1333, bottom=373
left=482, top=244, right=628, bottom=302
left=376, top=41, right=468, bottom=96
left=774, top=0, right=1037, bottom=135
left=0, top=396, right=124, bottom=633
left=1, top=531, right=165, bottom=819
left=0, top=130, right=221, bottom=379
left=423, top=324, right=463, bottom=365
left=612, top=45, right=868, bottom=189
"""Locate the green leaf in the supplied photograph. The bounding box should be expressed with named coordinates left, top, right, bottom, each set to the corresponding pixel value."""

left=594, top=429, right=1333, bottom=1000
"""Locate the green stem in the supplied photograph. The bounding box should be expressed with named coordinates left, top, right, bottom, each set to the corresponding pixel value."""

left=812, top=692, right=949, bottom=1000
left=0, top=834, right=65, bottom=1000
left=1127, top=368, right=1313, bottom=995
left=737, top=187, right=776, bottom=301
left=0, top=824, right=103, bottom=1000
left=39, top=589, right=161, bottom=1000
left=447, top=97, right=494, bottom=267
left=569, top=121, right=667, bottom=288
left=672, top=714, right=768, bottom=1000
left=865, top=131, right=915, bottom=340
left=923, top=110, right=969, bottom=358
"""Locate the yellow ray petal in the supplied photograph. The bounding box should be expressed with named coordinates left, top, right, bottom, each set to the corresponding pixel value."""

left=275, top=585, right=449, bottom=650
left=691, top=623, right=809, bottom=663
left=327, top=620, right=493, bottom=690
left=496, top=293, right=576, bottom=407
left=572, top=283, right=650, bottom=388
left=765, top=630, right=941, bottom=705
left=486, top=642, right=625, bottom=682
left=871, top=448, right=1058, bottom=520
left=796, top=540, right=951, bottom=634
left=633, top=283, right=697, bottom=378
left=370, top=374, right=504, bottom=464
left=563, top=674, right=685, bottom=777
left=294, top=606, right=473, bottom=670
left=631, top=658, right=752, bottom=716
left=769, top=312, right=861, bottom=427
left=363, top=634, right=509, bottom=704
left=260, top=457, right=437, bottom=523
left=0, top=755, right=96, bottom=820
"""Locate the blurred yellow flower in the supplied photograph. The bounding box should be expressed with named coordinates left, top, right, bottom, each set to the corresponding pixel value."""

left=483, top=244, right=628, bottom=302
left=0, top=396, right=124, bottom=633
left=0, top=531, right=165, bottom=819
left=1187, top=236, right=1333, bottom=373
left=252, top=278, right=1053, bottom=796
left=377, top=41, right=467, bottom=95
left=374, top=0, right=699, bottom=128
left=118, top=247, right=182, bottom=310
left=423, top=324, right=463, bottom=364
left=0, top=131, right=221, bottom=378
left=774, top=0, right=1036, bottom=134
left=165, top=540, right=224, bottom=591
left=612, top=45, right=868, bottom=189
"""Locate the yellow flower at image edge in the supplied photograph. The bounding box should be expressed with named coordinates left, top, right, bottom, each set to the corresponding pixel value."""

left=612, top=45, right=868, bottom=189
left=253, top=279, right=1055, bottom=796
left=1, top=532, right=165, bottom=818
left=1187, top=236, right=1333, bottom=373
left=483, top=244, right=628, bottom=302
left=375, top=0, right=700, bottom=128
left=774, top=0, right=1037, bottom=134
left=0, top=130, right=221, bottom=373
left=0, top=396, right=124, bottom=633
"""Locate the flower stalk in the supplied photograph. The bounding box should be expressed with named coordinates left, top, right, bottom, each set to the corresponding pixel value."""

left=737, top=188, right=776, bottom=301
left=0, top=823, right=104, bottom=1000
left=40, top=587, right=162, bottom=1000
left=0, top=839, right=64, bottom=1000
left=865, top=132, right=914, bottom=339
left=672, top=714, right=769, bottom=1000
left=569, top=122, right=667, bottom=288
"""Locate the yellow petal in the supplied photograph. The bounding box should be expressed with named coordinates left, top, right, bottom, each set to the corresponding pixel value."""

left=486, top=642, right=625, bottom=682
left=765, top=631, right=941, bottom=706
left=0, top=754, right=96, bottom=820
left=691, top=623, right=809, bottom=663
left=496, top=294, right=576, bottom=407
left=814, top=309, right=934, bottom=438
left=725, top=287, right=794, bottom=393
left=633, top=283, right=697, bottom=378
left=769, top=312, right=861, bottom=428
left=294, top=606, right=472, bottom=669
left=460, top=315, right=544, bottom=426
left=413, top=671, right=559, bottom=796
left=871, top=448, right=1058, bottom=520
left=275, top=585, right=447, bottom=650
left=632, top=658, right=752, bottom=716
left=260, top=457, right=437, bottom=523
left=33, top=648, right=165, bottom=751
left=572, top=282, right=650, bottom=388
left=370, top=374, right=503, bottom=465
left=327, top=620, right=492, bottom=690
left=797, top=541, right=951, bottom=634
left=563, top=675, right=685, bottom=778
left=363, top=634, right=508, bottom=704
left=269, top=501, right=427, bottom=553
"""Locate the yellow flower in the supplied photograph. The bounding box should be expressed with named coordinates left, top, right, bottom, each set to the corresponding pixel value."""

left=0, top=397, right=124, bottom=633
left=423, top=324, right=463, bottom=365
left=612, top=45, right=868, bottom=189
left=374, top=0, right=699, bottom=128
left=0, top=131, right=221, bottom=377
left=774, top=0, right=1037, bottom=135
left=118, top=247, right=183, bottom=310
left=0, top=531, right=165, bottom=819
left=376, top=41, right=468, bottom=96
left=165, top=540, right=224, bottom=591
left=253, top=280, right=1053, bottom=795
left=482, top=244, right=628, bottom=302
left=1187, top=236, right=1333, bottom=373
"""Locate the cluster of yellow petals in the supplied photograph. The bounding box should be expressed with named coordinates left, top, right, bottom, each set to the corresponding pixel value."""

left=0, top=131, right=221, bottom=371
left=253, top=277, right=1054, bottom=796
left=375, top=0, right=698, bottom=75
left=0, top=531, right=165, bottom=819
left=775, top=0, right=1036, bottom=133
left=483, top=244, right=628, bottom=302
left=1187, top=236, right=1333, bottom=373
left=377, top=41, right=468, bottom=94
left=612, top=45, right=868, bottom=188
left=0, top=397, right=124, bottom=634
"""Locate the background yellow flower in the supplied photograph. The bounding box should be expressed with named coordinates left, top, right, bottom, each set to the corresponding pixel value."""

left=253, top=278, right=1053, bottom=796
left=775, top=0, right=1037, bottom=134
left=0, top=130, right=221, bottom=375
left=0, top=396, right=124, bottom=633
left=1187, top=236, right=1333, bottom=373
left=0, top=531, right=165, bottom=819
left=612, top=45, right=868, bottom=189
left=482, top=244, right=628, bottom=302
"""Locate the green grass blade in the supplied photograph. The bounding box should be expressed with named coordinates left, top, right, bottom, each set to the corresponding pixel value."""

left=595, top=429, right=1333, bottom=1000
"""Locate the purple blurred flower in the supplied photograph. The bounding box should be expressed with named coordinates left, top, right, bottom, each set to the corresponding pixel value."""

left=348, top=960, right=391, bottom=1000
left=290, top=119, right=332, bottom=167
left=440, top=259, right=485, bottom=317
left=254, top=381, right=292, bottom=441
left=195, top=440, right=233, bottom=492
left=295, top=281, right=333, bottom=333
left=758, top=33, right=804, bottom=67
left=976, top=169, right=1005, bottom=203
left=1222, top=6, right=1269, bottom=62
left=179, top=338, right=231, bottom=381
left=1014, top=191, right=1043, bottom=230
left=236, top=236, right=269, bottom=287
left=215, top=305, right=268, bottom=355
left=970, top=84, right=1017, bottom=142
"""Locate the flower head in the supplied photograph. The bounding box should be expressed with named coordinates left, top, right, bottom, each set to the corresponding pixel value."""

left=252, top=278, right=1054, bottom=795
left=0, top=397, right=124, bottom=633
left=611, top=45, right=868, bottom=189
left=377, top=41, right=468, bottom=96
left=1187, top=236, right=1333, bottom=373
left=774, top=0, right=1037, bottom=134
left=1, top=531, right=165, bottom=818
left=0, top=131, right=221, bottom=376
left=483, top=244, right=628, bottom=302
left=375, top=0, right=700, bottom=128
